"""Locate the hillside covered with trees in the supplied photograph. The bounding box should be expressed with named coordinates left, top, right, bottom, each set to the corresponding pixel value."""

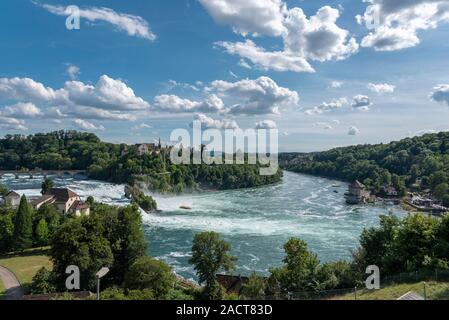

left=281, top=132, right=449, bottom=205
left=0, top=131, right=282, bottom=192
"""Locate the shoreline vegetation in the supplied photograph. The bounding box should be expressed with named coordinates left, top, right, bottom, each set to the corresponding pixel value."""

left=280, top=131, right=449, bottom=216
left=0, top=130, right=283, bottom=192
left=2, top=130, right=449, bottom=300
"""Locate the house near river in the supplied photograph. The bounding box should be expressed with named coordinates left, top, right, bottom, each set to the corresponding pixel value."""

left=345, top=181, right=372, bottom=205
left=4, top=191, right=21, bottom=208
left=31, top=188, right=90, bottom=216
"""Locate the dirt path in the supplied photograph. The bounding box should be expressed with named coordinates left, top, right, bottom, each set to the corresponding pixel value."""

left=0, top=266, right=23, bottom=300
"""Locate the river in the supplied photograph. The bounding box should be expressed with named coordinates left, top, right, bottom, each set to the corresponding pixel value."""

left=1, top=171, right=407, bottom=281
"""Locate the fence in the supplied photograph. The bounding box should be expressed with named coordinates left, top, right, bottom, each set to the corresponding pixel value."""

left=242, top=269, right=449, bottom=300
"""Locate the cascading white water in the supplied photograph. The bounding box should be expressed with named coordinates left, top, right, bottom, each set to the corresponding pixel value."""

left=1, top=171, right=407, bottom=280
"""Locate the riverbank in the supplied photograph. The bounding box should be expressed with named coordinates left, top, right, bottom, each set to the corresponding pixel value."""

left=1, top=171, right=408, bottom=280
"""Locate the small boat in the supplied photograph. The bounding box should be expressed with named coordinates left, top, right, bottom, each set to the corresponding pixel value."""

left=180, top=205, right=192, bottom=210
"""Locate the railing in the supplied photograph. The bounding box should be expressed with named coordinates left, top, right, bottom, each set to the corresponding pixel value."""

left=241, top=269, right=449, bottom=300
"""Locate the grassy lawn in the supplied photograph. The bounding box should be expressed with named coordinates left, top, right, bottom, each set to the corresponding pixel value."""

left=0, top=247, right=52, bottom=294
left=0, top=278, right=5, bottom=300
left=334, top=281, right=449, bottom=300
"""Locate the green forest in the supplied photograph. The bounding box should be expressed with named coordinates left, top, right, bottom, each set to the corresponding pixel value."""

left=0, top=131, right=282, bottom=192
left=281, top=131, right=449, bottom=204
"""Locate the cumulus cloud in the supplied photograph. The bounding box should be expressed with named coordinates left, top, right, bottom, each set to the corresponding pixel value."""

left=0, top=77, right=65, bottom=102
left=0, top=117, right=27, bottom=131
left=211, top=76, right=299, bottom=115
left=0, top=117, right=27, bottom=130
left=67, top=65, right=80, bottom=80
left=367, top=83, right=395, bottom=94
left=304, top=97, right=348, bottom=115
left=154, top=77, right=297, bottom=116
left=0, top=75, right=149, bottom=122
left=154, top=94, right=225, bottom=113
left=351, top=95, right=373, bottom=111
left=194, top=114, right=239, bottom=130
left=216, top=40, right=314, bottom=73
left=254, top=120, right=277, bottom=129
left=39, top=3, right=157, bottom=41
left=132, top=123, right=152, bottom=130
left=415, top=129, right=437, bottom=136
left=202, top=1, right=358, bottom=72
left=357, top=0, right=449, bottom=51
left=66, top=106, right=137, bottom=121
left=430, top=84, right=449, bottom=106
left=315, top=122, right=334, bottom=130
left=330, top=81, right=344, bottom=88
left=348, top=126, right=360, bottom=136
left=199, top=0, right=286, bottom=37
left=64, top=75, right=150, bottom=111
left=73, top=119, right=105, bottom=131
left=1, top=102, right=43, bottom=118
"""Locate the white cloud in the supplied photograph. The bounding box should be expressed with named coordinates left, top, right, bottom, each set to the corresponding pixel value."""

left=0, top=77, right=65, bottom=102
left=64, top=75, right=150, bottom=111
left=315, top=121, right=335, bottom=130
left=155, top=76, right=297, bottom=116
left=167, top=80, right=200, bottom=92
left=132, top=123, right=152, bottom=130
left=0, top=75, right=149, bottom=122
left=216, top=40, right=314, bottom=73
left=1, top=102, right=43, bottom=118
left=199, top=0, right=286, bottom=37
left=206, top=2, right=359, bottom=72
left=283, top=7, right=359, bottom=62
left=415, top=129, right=437, bottom=136
left=304, top=97, right=348, bottom=115
left=39, top=3, right=156, bottom=41
left=0, top=117, right=27, bottom=131
left=357, top=0, right=449, bottom=51
left=211, top=76, right=299, bottom=115
left=67, top=65, right=80, bottom=80
left=348, top=126, right=360, bottom=136
left=367, top=83, right=396, bottom=94
left=351, top=95, right=373, bottom=111
left=154, top=94, right=225, bottom=113
left=254, top=120, right=277, bottom=129
left=430, top=84, right=449, bottom=106
left=65, top=106, right=137, bottom=121
left=73, top=119, right=105, bottom=131
left=238, top=59, right=252, bottom=69
left=194, top=113, right=239, bottom=130
left=330, top=81, right=344, bottom=88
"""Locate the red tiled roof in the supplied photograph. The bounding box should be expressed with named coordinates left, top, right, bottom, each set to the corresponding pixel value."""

left=6, top=191, right=21, bottom=198
left=216, top=274, right=249, bottom=295
left=45, top=188, right=78, bottom=202
left=69, top=200, right=89, bottom=212
left=31, top=194, right=55, bottom=206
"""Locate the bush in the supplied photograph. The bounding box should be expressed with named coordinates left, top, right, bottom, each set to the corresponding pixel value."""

left=100, top=287, right=155, bottom=300
left=125, top=256, right=175, bottom=298
left=30, top=267, right=56, bottom=294
left=241, top=272, right=266, bottom=299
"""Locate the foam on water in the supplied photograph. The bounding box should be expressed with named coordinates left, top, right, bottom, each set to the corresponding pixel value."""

left=1, top=171, right=407, bottom=279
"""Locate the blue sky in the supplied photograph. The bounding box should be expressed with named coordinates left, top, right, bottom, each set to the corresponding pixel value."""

left=1, top=0, right=449, bottom=151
